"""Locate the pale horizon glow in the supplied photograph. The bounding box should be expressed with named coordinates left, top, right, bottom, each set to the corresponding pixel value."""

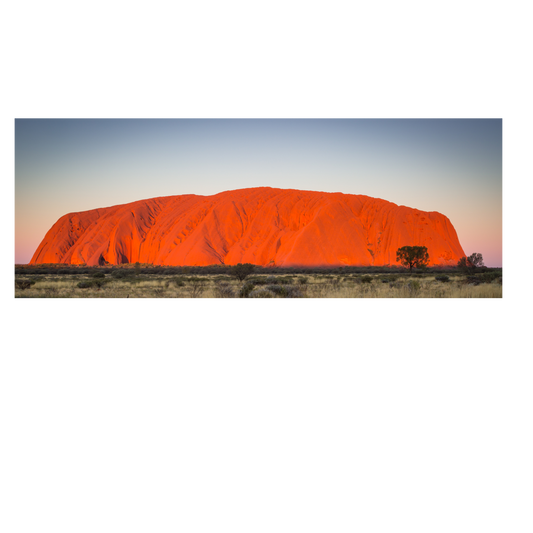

left=15, top=119, right=502, bottom=267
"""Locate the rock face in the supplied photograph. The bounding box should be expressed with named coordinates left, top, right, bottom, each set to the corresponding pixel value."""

left=30, top=187, right=465, bottom=267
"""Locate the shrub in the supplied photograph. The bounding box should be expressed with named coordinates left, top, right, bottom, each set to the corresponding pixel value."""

left=478, top=272, right=501, bottom=283
left=262, top=275, right=293, bottom=285
left=184, top=276, right=205, bottom=283
left=239, top=281, right=256, bottom=298
left=462, top=272, right=500, bottom=285
left=265, top=284, right=302, bottom=298
left=91, top=272, right=106, bottom=278
left=77, top=279, right=106, bottom=289
left=186, top=280, right=205, bottom=298
left=93, top=279, right=106, bottom=289
left=111, top=269, right=133, bottom=279
left=229, top=263, right=255, bottom=281
left=407, top=280, right=421, bottom=293
left=248, top=276, right=268, bottom=285
left=435, top=275, right=450, bottom=283
left=360, top=275, right=373, bottom=284
left=249, top=288, right=275, bottom=298
left=277, top=277, right=293, bottom=285
left=214, top=282, right=236, bottom=298
left=284, top=286, right=303, bottom=298
left=266, top=284, right=285, bottom=295
left=15, top=279, right=36, bottom=290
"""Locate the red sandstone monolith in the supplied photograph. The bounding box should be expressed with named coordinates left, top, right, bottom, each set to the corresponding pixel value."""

left=30, top=187, right=465, bottom=267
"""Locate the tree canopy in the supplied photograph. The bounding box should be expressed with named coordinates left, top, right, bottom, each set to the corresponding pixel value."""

left=228, top=263, right=256, bottom=281
left=396, top=246, right=430, bottom=272
left=457, top=253, right=484, bottom=274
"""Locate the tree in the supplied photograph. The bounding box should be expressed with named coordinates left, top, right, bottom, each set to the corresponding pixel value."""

left=457, top=253, right=484, bottom=274
left=229, top=263, right=255, bottom=282
left=396, top=246, right=430, bottom=272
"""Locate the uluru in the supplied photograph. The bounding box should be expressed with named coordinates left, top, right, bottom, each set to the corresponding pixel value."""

left=29, top=187, right=465, bottom=267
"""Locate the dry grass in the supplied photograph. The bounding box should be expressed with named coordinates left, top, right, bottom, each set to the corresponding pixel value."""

left=307, top=276, right=502, bottom=298
left=14, top=272, right=502, bottom=298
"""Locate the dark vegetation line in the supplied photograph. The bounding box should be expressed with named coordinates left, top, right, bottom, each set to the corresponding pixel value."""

left=15, top=263, right=502, bottom=277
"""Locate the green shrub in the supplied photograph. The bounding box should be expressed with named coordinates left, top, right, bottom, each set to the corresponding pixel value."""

left=360, top=275, right=373, bottom=284
left=91, top=272, right=106, bottom=278
left=435, top=275, right=450, bottom=283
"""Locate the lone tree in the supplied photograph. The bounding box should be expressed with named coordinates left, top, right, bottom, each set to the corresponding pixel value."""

left=396, top=246, right=430, bottom=272
left=229, top=263, right=255, bottom=282
left=457, top=253, right=484, bottom=274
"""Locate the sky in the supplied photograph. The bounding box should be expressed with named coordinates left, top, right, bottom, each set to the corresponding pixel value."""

left=15, top=118, right=502, bottom=266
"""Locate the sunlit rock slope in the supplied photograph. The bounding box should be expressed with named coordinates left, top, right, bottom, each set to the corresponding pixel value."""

left=30, top=187, right=465, bottom=267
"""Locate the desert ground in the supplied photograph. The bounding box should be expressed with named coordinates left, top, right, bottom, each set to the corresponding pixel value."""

left=15, top=264, right=502, bottom=298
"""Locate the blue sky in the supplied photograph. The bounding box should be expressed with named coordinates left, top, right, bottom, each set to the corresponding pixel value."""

left=15, top=118, right=502, bottom=266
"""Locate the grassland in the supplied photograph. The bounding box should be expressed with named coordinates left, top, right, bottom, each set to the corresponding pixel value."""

left=14, top=264, right=502, bottom=298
